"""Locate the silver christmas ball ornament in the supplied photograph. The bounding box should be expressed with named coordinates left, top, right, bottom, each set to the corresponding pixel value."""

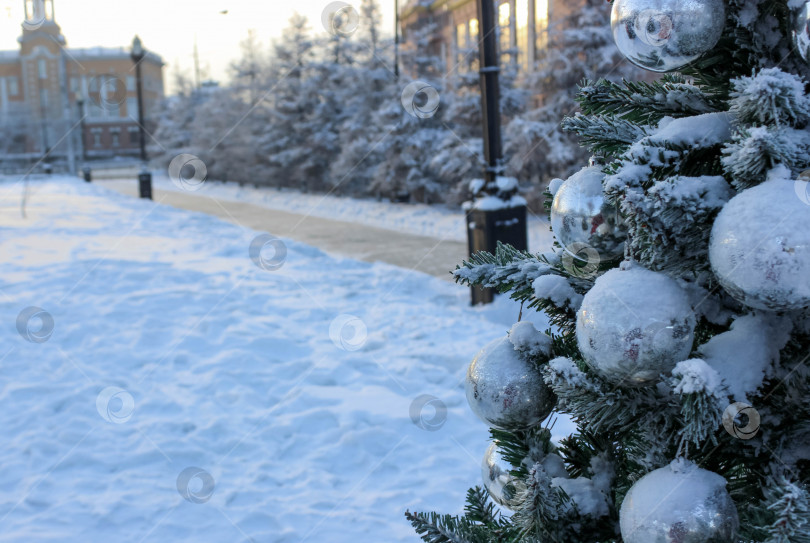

left=794, top=0, right=810, bottom=63
left=709, top=179, right=810, bottom=311
left=576, top=265, right=696, bottom=386
left=620, top=459, right=739, bottom=543
left=611, top=0, right=726, bottom=72
left=481, top=442, right=524, bottom=508
left=550, top=167, right=626, bottom=264
left=465, top=335, right=555, bottom=429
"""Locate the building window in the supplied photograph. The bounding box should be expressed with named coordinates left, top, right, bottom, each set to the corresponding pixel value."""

left=38, top=59, right=47, bottom=79
left=126, top=97, right=139, bottom=119
left=128, top=126, right=139, bottom=145
left=536, top=0, right=549, bottom=51
left=91, top=128, right=102, bottom=147
left=127, top=76, right=135, bottom=92
left=8, top=77, right=19, bottom=95
left=469, top=19, right=480, bottom=71
left=70, top=77, right=79, bottom=93
left=516, top=0, right=529, bottom=70
left=39, top=87, right=48, bottom=108
left=111, top=128, right=120, bottom=147
left=456, top=22, right=468, bottom=73
left=498, top=2, right=512, bottom=66
left=87, top=101, right=102, bottom=118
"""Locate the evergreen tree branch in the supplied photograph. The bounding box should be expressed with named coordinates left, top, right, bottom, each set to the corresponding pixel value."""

left=575, top=76, right=722, bottom=125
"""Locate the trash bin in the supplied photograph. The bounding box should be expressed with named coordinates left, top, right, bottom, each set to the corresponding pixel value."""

left=82, top=166, right=92, bottom=182
left=139, top=170, right=152, bottom=200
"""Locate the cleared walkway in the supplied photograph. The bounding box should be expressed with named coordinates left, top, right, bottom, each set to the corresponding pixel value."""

left=100, top=180, right=468, bottom=281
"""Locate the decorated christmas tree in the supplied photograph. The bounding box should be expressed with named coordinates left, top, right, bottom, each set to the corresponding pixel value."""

left=406, top=0, right=810, bottom=541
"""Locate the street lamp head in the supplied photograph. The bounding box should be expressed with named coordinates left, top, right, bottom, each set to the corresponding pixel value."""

left=131, top=35, right=144, bottom=62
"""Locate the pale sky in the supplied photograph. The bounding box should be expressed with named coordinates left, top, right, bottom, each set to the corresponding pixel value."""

left=0, top=0, right=396, bottom=94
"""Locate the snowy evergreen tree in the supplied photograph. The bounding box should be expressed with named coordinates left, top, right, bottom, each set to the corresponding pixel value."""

left=229, top=29, right=266, bottom=105
left=261, top=13, right=324, bottom=189
left=407, top=1, right=810, bottom=542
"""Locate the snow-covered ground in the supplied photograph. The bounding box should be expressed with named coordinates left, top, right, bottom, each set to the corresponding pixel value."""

left=142, top=174, right=555, bottom=252
left=0, top=176, right=571, bottom=542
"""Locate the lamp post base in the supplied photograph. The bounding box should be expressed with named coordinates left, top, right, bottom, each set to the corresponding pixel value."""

left=466, top=205, right=528, bottom=305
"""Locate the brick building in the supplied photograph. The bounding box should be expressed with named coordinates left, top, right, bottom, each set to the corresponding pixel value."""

left=0, top=0, right=164, bottom=169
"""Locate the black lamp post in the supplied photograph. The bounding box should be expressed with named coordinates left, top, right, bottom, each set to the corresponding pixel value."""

left=465, top=0, right=527, bottom=305
left=130, top=35, right=152, bottom=199
left=394, top=0, right=399, bottom=79
left=76, top=98, right=86, bottom=161
left=76, top=98, right=91, bottom=181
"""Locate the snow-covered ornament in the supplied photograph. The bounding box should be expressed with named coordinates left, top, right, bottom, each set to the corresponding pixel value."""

left=550, top=167, right=626, bottom=266
left=793, top=0, right=810, bottom=63
left=611, top=0, right=726, bottom=72
left=620, top=459, right=739, bottom=543
left=465, top=329, right=555, bottom=429
left=709, top=179, right=810, bottom=311
left=576, top=265, right=696, bottom=386
left=481, top=442, right=524, bottom=508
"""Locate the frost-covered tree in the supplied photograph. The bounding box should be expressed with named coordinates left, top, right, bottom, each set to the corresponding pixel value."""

left=261, top=13, right=325, bottom=189
left=229, top=29, right=266, bottom=105
left=407, top=1, right=810, bottom=542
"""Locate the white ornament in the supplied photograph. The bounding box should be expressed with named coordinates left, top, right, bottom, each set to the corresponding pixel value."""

left=611, top=0, right=726, bottom=72
left=550, top=167, right=626, bottom=265
left=620, top=459, right=739, bottom=543
left=481, top=442, right=523, bottom=508
left=576, top=265, right=696, bottom=386
left=709, top=179, right=810, bottom=311
left=465, top=335, right=555, bottom=429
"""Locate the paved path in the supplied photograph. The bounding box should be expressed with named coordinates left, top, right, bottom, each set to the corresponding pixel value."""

left=100, top=180, right=468, bottom=281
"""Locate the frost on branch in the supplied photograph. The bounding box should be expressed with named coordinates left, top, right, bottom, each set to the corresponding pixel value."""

left=621, top=175, right=733, bottom=275
left=729, top=68, right=810, bottom=127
